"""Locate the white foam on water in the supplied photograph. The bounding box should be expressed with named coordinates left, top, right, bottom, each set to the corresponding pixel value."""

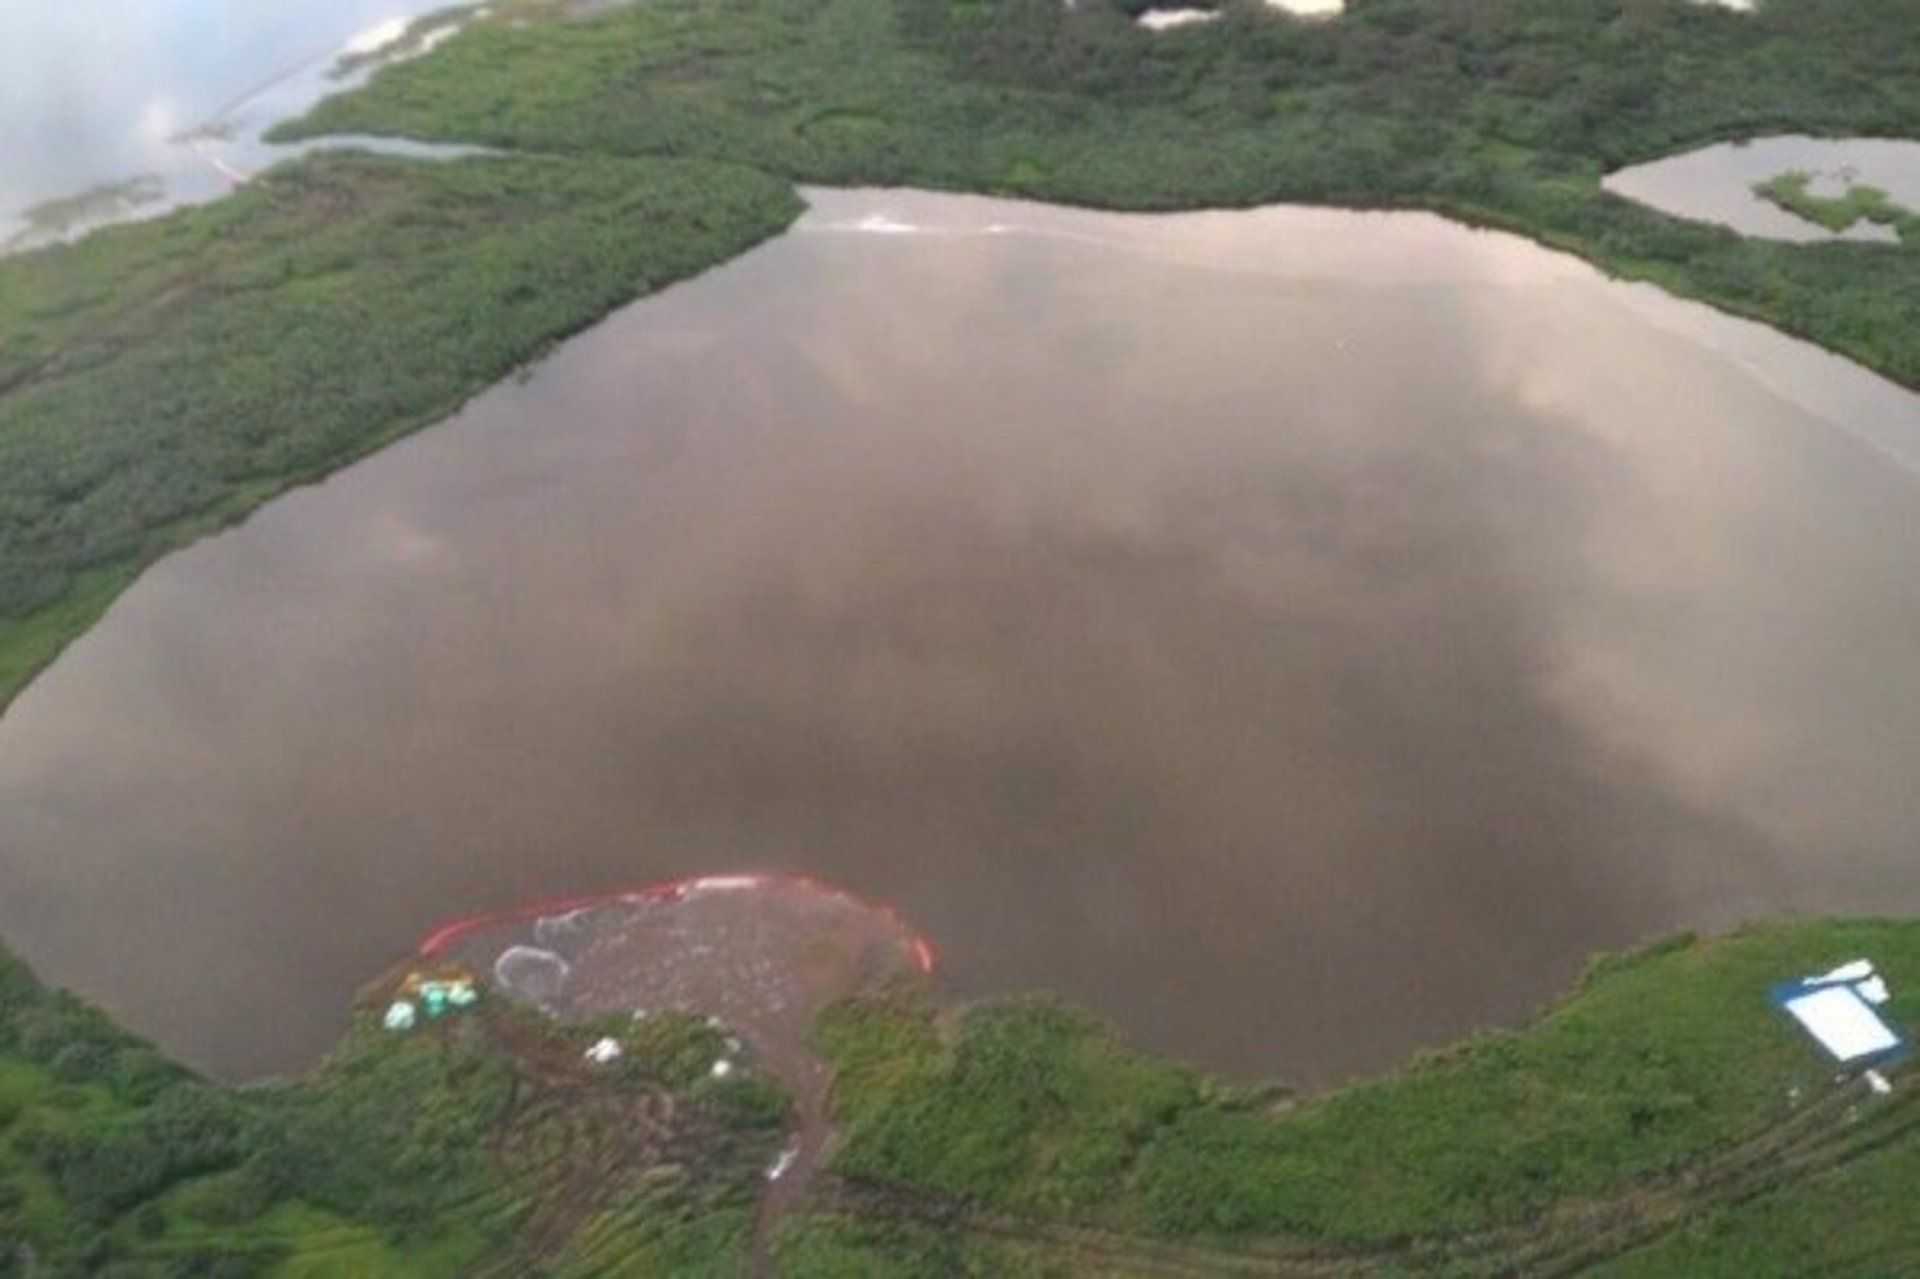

left=689, top=875, right=766, bottom=893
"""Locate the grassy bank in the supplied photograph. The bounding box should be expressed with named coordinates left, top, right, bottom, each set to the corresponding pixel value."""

left=3, top=920, right=1913, bottom=1275
left=780, top=921, right=1920, bottom=1275
left=0, top=943, right=785, bottom=1276
left=0, top=150, right=803, bottom=716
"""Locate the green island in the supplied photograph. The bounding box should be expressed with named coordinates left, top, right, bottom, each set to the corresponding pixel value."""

left=2, top=0, right=1918, bottom=1272
left=1, top=922, right=1915, bottom=1275
left=1754, top=170, right=1919, bottom=242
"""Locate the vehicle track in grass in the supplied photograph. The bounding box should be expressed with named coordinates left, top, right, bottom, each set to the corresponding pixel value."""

left=806, top=1061, right=1917, bottom=1276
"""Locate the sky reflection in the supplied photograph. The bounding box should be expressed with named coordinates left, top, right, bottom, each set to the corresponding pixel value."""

left=0, top=0, right=458, bottom=246
left=3, top=192, right=1917, bottom=1086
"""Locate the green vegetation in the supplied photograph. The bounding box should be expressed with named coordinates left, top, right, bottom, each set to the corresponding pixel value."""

left=1, top=5, right=1918, bottom=1266
left=279, top=0, right=1920, bottom=395
left=0, top=150, right=801, bottom=714
left=778, top=921, right=1920, bottom=1275
left=0, top=943, right=782, bottom=1276
left=2, top=919, right=1916, bottom=1274
left=1755, top=170, right=1918, bottom=242
left=1586, top=1136, right=1920, bottom=1278
left=777, top=1215, right=1071, bottom=1276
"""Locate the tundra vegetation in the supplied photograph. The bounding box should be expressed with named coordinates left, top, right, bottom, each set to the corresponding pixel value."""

left=0, top=922, right=1914, bottom=1274
left=779, top=921, right=1920, bottom=1275
left=1754, top=170, right=1919, bottom=242
left=0, top=940, right=788, bottom=1276
left=1, top=0, right=1918, bottom=1270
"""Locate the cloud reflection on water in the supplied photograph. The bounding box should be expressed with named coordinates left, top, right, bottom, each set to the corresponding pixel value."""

left=2, top=194, right=1918, bottom=1088
left=1, top=0, right=461, bottom=245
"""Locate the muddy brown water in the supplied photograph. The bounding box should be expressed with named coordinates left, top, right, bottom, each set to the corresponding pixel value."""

left=3, top=190, right=1919, bottom=1088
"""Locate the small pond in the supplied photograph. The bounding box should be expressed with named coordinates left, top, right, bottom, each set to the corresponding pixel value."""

left=1606, top=135, right=1920, bottom=242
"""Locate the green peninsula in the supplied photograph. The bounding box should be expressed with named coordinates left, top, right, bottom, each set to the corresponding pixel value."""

left=0, top=153, right=800, bottom=711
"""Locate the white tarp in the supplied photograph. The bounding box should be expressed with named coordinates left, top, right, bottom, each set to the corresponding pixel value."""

left=1777, top=957, right=1902, bottom=1065
left=1781, top=985, right=1901, bottom=1062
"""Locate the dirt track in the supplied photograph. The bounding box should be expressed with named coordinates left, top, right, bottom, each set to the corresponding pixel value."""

left=806, top=1062, right=1918, bottom=1276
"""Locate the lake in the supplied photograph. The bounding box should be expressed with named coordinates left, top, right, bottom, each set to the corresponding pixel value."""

left=4, top=189, right=1918, bottom=1087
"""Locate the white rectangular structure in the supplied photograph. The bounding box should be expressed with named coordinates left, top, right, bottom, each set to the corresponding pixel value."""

left=1781, top=985, right=1902, bottom=1063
